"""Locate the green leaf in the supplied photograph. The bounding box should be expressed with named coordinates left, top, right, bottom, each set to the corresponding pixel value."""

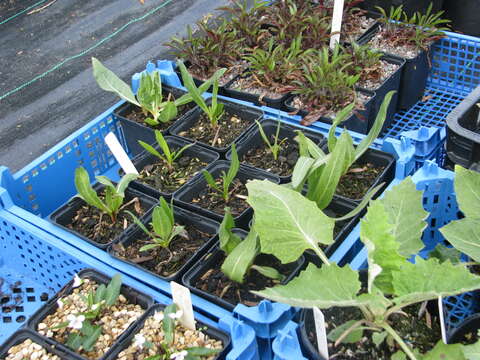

left=82, top=325, right=102, bottom=352
left=139, top=140, right=163, bottom=160
left=92, top=57, right=139, bottom=106
left=379, top=177, right=428, bottom=257
left=154, top=130, right=172, bottom=161
left=94, top=284, right=106, bottom=303
left=392, top=257, right=480, bottom=306
left=295, top=131, right=326, bottom=159
left=454, top=164, right=480, bottom=219
left=219, top=208, right=241, bottom=255
left=74, top=167, right=110, bottom=214
left=253, top=263, right=367, bottom=308
left=420, top=340, right=467, bottom=360
left=186, top=347, right=221, bottom=356
left=163, top=304, right=176, bottom=345
left=334, top=183, right=384, bottom=221
left=225, top=144, right=240, bottom=190
left=372, top=331, right=388, bottom=347
left=139, top=243, right=160, bottom=252
left=327, top=103, right=355, bottom=153
left=463, top=340, right=480, bottom=360
left=158, top=101, right=178, bottom=124
left=177, top=61, right=208, bottom=113
left=126, top=210, right=150, bottom=236
left=428, top=244, right=462, bottom=264
left=152, top=205, right=173, bottom=242
left=116, top=173, right=137, bottom=196
left=251, top=265, right=284, bottom=281
left=354, top=91, right=394, bottom=162
left=360, top=200, right=406, bottom=294
left=391, top=351, right=407, bottom=360
left=327, top=320, right=363, bottom=344
left=66, top=333, right=83, bottom=351
left=247, top=180, right=334, bottom=264
left=221, top=229, right=260, bottom=283
left=104, top=274, right=122, bottom=306
left=291, top=156, right=315, bottom=190
left=441, top=218, right=480, bottom=263
left=202, top=170, right=220, bottom=193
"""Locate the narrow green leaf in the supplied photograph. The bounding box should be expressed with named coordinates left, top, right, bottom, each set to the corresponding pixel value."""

left=126, top=210, right=150, bottom=236
left=291, top=156, right=315, bottom=191
left=186, top=347, right=221, bottom=356
left=177, top=61, right=208, bottom=113
left=152, top=205, right=172, bottom=242
left=295, top=131, right=326, bottom=159
left=334, top=183, right=384, bottom=221
left=163, top=304, right=176, bottom=345
left=82, top=325, right=102, bottom=352
left=202, top=170, right=220, bottom=193
left=74, top=167, right=110, bottom=214
left=327, top=103, right=355, bottom=153
left=94, top=284, right=106, bottom=303
left=327, top=320, right=363, bottom=344
left=155, top=130, right=172, bottom=161
left=139, top=243, right=160, bottom=252
left=92, top=57, right=139, bottom=106
left=251, top=265, right=284, bottom=281
left=247, top=180, right=334, bottom=264
left=104, top=274, right=122, bottom=306
left=139, top=140, right=163, bottom=160
left=221, top=230, right=260, bottom=283
left=116, top=173, right=137, bottom=196
left=219, top=208, right=241, bottom=255
left=225, top=144, right=240, bottom=188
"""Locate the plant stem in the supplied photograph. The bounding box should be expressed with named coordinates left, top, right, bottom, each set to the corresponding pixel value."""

left=335, top=320, right=365, bottom=346
left=314, top=248, right=330, bottom=266
left=382, top=322, right=417, bottom=360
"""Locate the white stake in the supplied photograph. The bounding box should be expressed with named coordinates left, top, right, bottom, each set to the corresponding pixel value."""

left=314, top=307, right=329, bottom=359
left=171, top=281, right=196, bottom=330
left=330, top=0, right=345, bottom=49
left=104, top=132, right=139, bottom=175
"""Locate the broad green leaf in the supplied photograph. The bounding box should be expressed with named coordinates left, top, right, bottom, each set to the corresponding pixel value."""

left=221, top=229, right=259, bottom=283
left=186, top=347, right=221, bottom=356
left=354, top=91, right=395, bottom=162
left=247, top=180, right=334, bottom=264
left=225, top=144, right=240, bottom=188
left=92, top=57, right=139, bottom=106
left=392, top=257, right=480, bottom=306
left=66, top=333, right=83, bottom=351
left=251, top=265, right=284, bottom=281
left=104, top=274, right=122, bottom=306
left=391, top=351, right=407, bottom=360
left=253, top=263, right=367, bottom=308
left=74, top=167, right=110, bottom=214
left=428, top=244, right=462, bottom=264
left=158, top=101, right=178, bottom=124
left=82, top=325, right=102, bottom=352
left=420, top=340, right=467, bottom=360
left=177, top=61, right=208, bottom=113
left=152, top=205, right=173, bottom=241
left=380, top=178, right=428, bottom=257
left=163, top=304, right=176, bottom=345
left=372, top=331, right=388, bottom=347
left=360, top=200, right=406, bottom=294
left=463, top=340, right=480, bottom=360
left=454, top=165, right=480, bottom=218
left=139, top=140, right=163, bottom=159
left=327, top=320, right=363, bottom=344
left=219, top=208, right=241, bottom=255
left=327, top=103, right=355, bottom=153
left=440, top=218, right=480, bottom=263
left=291, top=156, right=315, bottom=190
left=94, top=284, right=106, bottom=303
left=95, top=175, right=116, bottom=190
left=295, top=131, right=326, bottom=159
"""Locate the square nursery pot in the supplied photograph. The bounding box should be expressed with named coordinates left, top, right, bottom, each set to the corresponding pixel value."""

left=108, top=205, right=220, bottom=283
left=331, top=147, right=396, bottom=203
left=169, top=98, right=263, bottom=154
left=173, top=160, right=280, bottom=228
left=114, top=84, right=195, bottom=156
left=182, top=229, right=306, bottom=311
left=357, top=55, right=406, bottom=134
left=104, top=303, right=231, bottom=360
left=284, top=89, right=377, bottom=135
left=360, top=0, right=445, bottom=17
left=226, top=119, right=327, bottom=183
left=49, top=183, right=157, bottom=250
left=27, top=269, right=154, bottom=360
left=446, top=85, right=480, bottom=171
left=0, top=329, right=82, bottom=359
left=223, top=69, right=291, bottom=110
left=126, top=136, right=220, bottom=200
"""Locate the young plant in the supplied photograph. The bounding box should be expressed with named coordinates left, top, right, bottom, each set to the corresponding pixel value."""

left=251, top=178, right=480, bottom=359
left=289, top=91, right=395, bottom=211
left=138, top=130, right=194, bottom=171
left=54, top=274, right=122, bottom=352
left=255, top=120, right=286, bottom=161
left=202, top=144, right=240, bottom=202
left=219, top=208, right=284, bottom=284
left=138, top=304, right=220, bottom=360
left=74, top=167, right=137, bottom=223
left=127, top=197, right=187, bottom=252
left=346, top=42, right=384, bottom=84
left=177, top=60, right=225, bottom=130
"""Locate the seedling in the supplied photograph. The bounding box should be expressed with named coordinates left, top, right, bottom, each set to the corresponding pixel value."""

left=255, top=120, right=286, bottom=161
left=127, top=197, right=187, bottom=252
left=177, top=60, right=226, bottom=130
left=347, top=43, right=384, bottom=84
left=202, top=144, right=240, bottom=202
left=252, top=178, right=480, bottom=359
left=74, top=167, right=137, bottom=223
left=138, top=130, right=194, bottom=171
left=53, top=274, right=122, bottom=352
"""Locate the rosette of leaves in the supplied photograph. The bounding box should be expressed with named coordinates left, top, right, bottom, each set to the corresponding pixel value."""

left=251, top=178, right=480, bottom=359
left=345, top=42, right=384, bottom=85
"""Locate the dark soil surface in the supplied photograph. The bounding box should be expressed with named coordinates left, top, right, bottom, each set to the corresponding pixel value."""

left=121, top=95, right=194, bottom=132
left=138, top=155, right=208, bottom=193
left=187, top=62, right=246, bottom=86
left=177, top=110, right=254, bottom=148
left=242, top=137, right=299, bottom=177
left=306, top=305, right=441, bottom=359
left=111, top=223, right=214, bottom=278
left=336, top=162, right=385, bottom=200
left=69, top=196, right=148, bottom=245
left=194, top=253, right=298, bottom=307
left=228, top=75, right=284, bottom=100
left=191, top=178, right=248, bottom=217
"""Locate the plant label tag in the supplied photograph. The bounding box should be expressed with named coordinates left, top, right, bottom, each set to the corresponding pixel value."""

left=313, top=307, right=329, bottom=359
left=171, top=281, right=196, bottom=330
left=330, top=0, right=345, bottom=49
left=104, top=132, right=138, bottom=175
left=438, top=296, right=448, bottom=344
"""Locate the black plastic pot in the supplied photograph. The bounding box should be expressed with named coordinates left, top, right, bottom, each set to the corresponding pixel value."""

left=226, top=119, right=327, bottom=183
left=104, top=303, right=231, bottom=360
left=360, top=0, right=445, bottom=17
left=443, top=0, right=480, bottom=37
left=174, top=160, right=280, bottom=228
left=357, top=55, right=406, bottom=133
left=27, top=269, right=154, bottom=360
left=446, top=85, right=480, bottom=171
left=284, top=90, right=377, bottom=135
left=114, top=84, right=194, bottom=156
left=223, top=70, right=290, bottom=110
left=108, top=206, right=220, bottom=283
left=182, top=229, right=306, bottom=311
left=333, top=147, right=396, bottom=203
left=448, top=312, right=480, bottom=344
left=299, top=308, right=325, bottom=360
left=49, top=183, right=157, bottom=249
left=126, top=136, right=220, bottom=199
left=0, top=329, right=81, bottom=359
left=169, top=98, right=262, bottom=154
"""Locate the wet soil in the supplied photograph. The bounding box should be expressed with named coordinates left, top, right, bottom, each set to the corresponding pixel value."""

left=336, top=162, right=385, bottom=200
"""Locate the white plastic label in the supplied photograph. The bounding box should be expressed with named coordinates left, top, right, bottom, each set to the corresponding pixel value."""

left=104, top=132, right=138, bottom=175
left=330, top=0, right=345, bottom=49
left=171, top=281, right=196, bottom=330
left=313, top=307, right=329, bottom=359
left=438, top=296, right=447, bottom=344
